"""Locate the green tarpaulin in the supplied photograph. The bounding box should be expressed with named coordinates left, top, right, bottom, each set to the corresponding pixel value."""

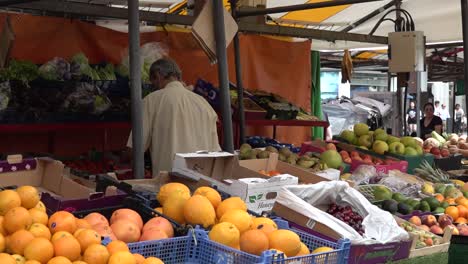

left=311, top=51, right=324, bottom=139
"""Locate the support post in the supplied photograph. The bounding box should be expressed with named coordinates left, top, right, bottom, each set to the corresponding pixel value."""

left=231, top=0, right=246, bottom=147
left=213, top=0, right=234, bottom=152
left=416, top=72, right=422, bottom=137
left=461, top=0, right=468, bottom=124
left=128, top=0, right=144, bottom=179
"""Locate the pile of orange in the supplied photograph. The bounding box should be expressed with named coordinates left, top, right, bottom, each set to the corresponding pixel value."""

left=0, top=186, right=165, bottom=264
left=445, top=196, right=468, bottom=224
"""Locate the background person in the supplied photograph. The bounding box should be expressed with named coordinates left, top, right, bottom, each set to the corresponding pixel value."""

left=406, top=101, right=417, bottom=135
left=440, top=104, right=450, bottom=132
left=420, top=102, right=443, bottom=140
left=455, top=104, right=465, bottom=135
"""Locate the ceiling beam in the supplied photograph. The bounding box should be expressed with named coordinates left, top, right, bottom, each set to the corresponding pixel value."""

left=0, top=0, right=39, bottom=6
left=6, top=0, right=388, bottom=44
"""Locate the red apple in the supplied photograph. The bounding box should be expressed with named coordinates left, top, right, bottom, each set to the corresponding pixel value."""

left=431, top=147, right=441, bottom=155
left=441, top=148, right=450, bottom=158
left=438, top=214, right=453, bottom=229
left=422, top=215, right=438, bottom=227
left=430, top=225, right=444, bottom=235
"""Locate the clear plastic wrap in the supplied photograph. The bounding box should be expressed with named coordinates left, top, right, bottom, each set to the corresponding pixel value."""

left=38, top=57, right=71, bottom=81
left=61, top=82, right=111, bottom=115
left=322, top=101, right=369, bottom=135
left=349, top=165, right=378, bottom=185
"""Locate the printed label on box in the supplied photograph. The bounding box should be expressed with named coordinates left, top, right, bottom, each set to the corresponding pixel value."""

left=306, top=219, right=316, bottom=229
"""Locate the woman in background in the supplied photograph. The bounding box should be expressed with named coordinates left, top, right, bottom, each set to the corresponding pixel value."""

left=420, top=102, right=443, bottom=140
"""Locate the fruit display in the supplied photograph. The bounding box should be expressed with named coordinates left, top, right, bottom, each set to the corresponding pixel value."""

left=0, top=186, right=165, bottom=264
left=326, top=204, right=364, bottom=235
left=397, top=218, right=444, bottom=248
left=414, top=160, right=451, bottom=183
left=340, top=124, right=424, bottom=156
left=340, top=150, right=396, bottom=166
left=405, top=214, right=467, bottom=237
left=427, top=133, right=468, bottom=158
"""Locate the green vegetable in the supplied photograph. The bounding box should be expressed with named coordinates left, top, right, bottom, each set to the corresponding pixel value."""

left=432, top=131, right=446, bottom=144
left=0, top=60, right=39, bottom=82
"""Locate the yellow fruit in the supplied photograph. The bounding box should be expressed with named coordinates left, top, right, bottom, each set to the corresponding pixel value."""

left=106, top=240, right=129, bottom=255
left=250, top=217, right=278, bottom=230
left=312, top=246, right=334, bottom=254
left=83, top=244, right=109, bottom=264
left=162, top=191, right=190, bottom=224
left=29, top=223, right=52, bottom=240
left=12, top=254, right=26, bottom=264
left=52, top=236, right=81, bottom=261
left=29, top=208, right=48, bottom=225
left=295, top=242, right=310, bottom=256
left=16, top=186, right=40, bottom=209
left=0, top=253, right=16, bottom=264
left=8, top=229, right=35, bottom=255
left=23, top=237, right=54, bottom=264
left=268, top=230, right=301, bottom=257
left=239, top=229, right=269, bottom=256
left=0, top=190, right=21, bottom=216
left=108, top=251, right=136, bottom=264
left=51, top=231, right=72, bottom=243
left=156, top=183, right=190, bottom=206
left=219, top=209, right=252, bottom=234
left=193, top=187, right=222, bottom=209
left=75, top=229, right=101, bottom=253
left=34, top=202, right=46, bottom=213
left=216, top=197, right=247, bottom=219
left=208, top=222, right=240, bottom=248
left=183, top=195, right=216, bottom=228
left=452, top=180, right=465, bottom=188
left=25, top=260, right=41, bottom=264
left=142, top=257, right=164, bottom=264
left=46, top=256, right=72, bottom=264
left=4, top=207, right=32, bottom=234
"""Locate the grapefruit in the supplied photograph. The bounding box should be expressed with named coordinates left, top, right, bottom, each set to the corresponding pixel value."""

left=142, top=217, right=173, bottom=238
left=110, top=209, right=143, bottom=230
left=83, top=213, right=108, bottom=227
left=110, top=220, right=140, bottom=243
left=139, top=228, right=168, bottom=242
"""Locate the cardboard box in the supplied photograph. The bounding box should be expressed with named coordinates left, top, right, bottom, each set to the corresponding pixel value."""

left=239, top=153, right=332, bottom=184
left=172, top=152, right=298, bottom=213
left=0, top=155, right=125, bottom=214
left=273, top=202, right=412, bottom=264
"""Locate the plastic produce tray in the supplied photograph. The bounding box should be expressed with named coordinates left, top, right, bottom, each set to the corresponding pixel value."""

left=129, top=233, right=196, bottom=263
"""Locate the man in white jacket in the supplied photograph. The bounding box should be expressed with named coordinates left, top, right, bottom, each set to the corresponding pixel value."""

left=127, top=58, right=221, bottom=176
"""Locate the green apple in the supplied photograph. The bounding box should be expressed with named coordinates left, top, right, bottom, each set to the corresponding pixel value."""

left=374, top=128, right=386, bottom=135
left=387, top=136, right=400, bottom=144
left=389, top=142, right=405, bottom=155
left=375, top=132, right=388, bottom=142
left=340, top=130, right=356, bottom=144
left=404, top=146, right=418, bottom=156
left=358, top=135, right=373, bottom=148
left=354, top=123, right=369, bottom=137
left=358, top=146, right=369, bottom=150
left=372, top=140, right=389, bottom=155
left=415, top=145, right=423, bottom=155
left=400, top=136, right=416, bottom=148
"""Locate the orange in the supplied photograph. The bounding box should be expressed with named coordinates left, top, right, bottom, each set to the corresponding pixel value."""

left=16, top=186, right=40, bottom=209
left=83, top=244, right=109, bottom=264
left=47, top=256, right=72, bottom=264
left=29, top=223, right=52, bottom=240
left=133, top=253, right=145, bottom=264
left=194, top=187, right=222, bottom=209
left=142, top=257, right=164, bottom=264
left=106, top=240, right=129, bottom=255
left=0, top=216, right=6, bottom=235
left=0, top=253, right=16, bottom=264
left=75, top=229, right=101, bottom=253
left=156, top=183, right=190, bottom=206
left=257, top=223, right=278, bottom=236
left=240, top=229, right=269, bottom=256
left=208, top=222, right=240, bottom=248
left=108, top=251, right=136, bottom=264
left=110, top=209, right=143, bottom=231
left=445, top=206, right=460, bottom=220
left=25, top=260, right=42, bottom=264
left=216, top=197, right=247, bottom=219
left=459, top=199, right=468, bottom=208
left=455, top=217, right=468, bottom=224
left=435, top=194, right=445, bottom=203
left=456, top=196, right=467, bottom=204
left=295, top=242, right=311, bottom=256
left=75, top=219, right=92, bottom=230
left=34, top=202, right=46, bottom=213
left=7, top=229, right=35, bottom=255
left=73, top=228, right=86, bottom=238
left=268, top=230, right=302, bottom=257
left=0, top=190, right=21, bottom=216
left=72, top=261, right=88, bottom=264
left=0, top=233, right=4, bottom=253
left=111, top=220, right=141, bottom=243
left=184, top=195, right=216, bottom=228
left=29, top=208, right=49, bottom=225
left=219, top=209, right=252, bottom=234
left=457, top=205, right=468, bottom=218
left=3, top=207, right=33, bottom=234
left=83, top=213, right=108, bottom=227
left=48, top=211, right=77, bottom=234
left=52, top=236, right=81, bottom=261
left=445, top=198, right=456, bottom=205
left=51, top=231, right=73, bottom=243
left=23, top=237, right=54, bottom=264
left=250, top=218, right=278, bottom=230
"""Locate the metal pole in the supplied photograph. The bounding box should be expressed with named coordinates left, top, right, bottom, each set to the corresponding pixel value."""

left=128, top=0, right=144, bottom=179
left=236, top=0, right=383, bottom=18
left=213, top=0, right=234, bottom=153
left=416, top=72, right=422, bottom=137
left=341, top=1, right=394, bottom=32
left=461, top=0, right=468, bottom=124
left=230, top=0, right=245, bottom=147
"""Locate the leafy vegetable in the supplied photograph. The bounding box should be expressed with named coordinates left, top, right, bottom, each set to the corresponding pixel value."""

left=38, top=57, right=70, bottom=81
left=0, top=60, right=39, bottom=82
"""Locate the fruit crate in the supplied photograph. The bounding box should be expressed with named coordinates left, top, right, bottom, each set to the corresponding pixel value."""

left=125, top=219, right=350, bottom=264
left=386, top=153, right=435, bottom=174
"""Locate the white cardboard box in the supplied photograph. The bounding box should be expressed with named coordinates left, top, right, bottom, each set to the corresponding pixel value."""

left=172, top=152, right=298, bottom=214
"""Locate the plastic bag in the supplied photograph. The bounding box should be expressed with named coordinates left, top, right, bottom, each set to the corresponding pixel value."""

left=276, top=181, right=409, bottom=244
left=62, top=82, right=111, bottom=115
left=119, top=42, right=169, bottom=83
left=350, top=165, right=377, bottom=185
left=38, top=57, right=71, bottom=81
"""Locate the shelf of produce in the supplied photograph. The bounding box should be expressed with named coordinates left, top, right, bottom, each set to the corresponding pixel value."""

left=0, top=122, right=131, bottom=155
left=232, top=118, right=329, bottom=147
